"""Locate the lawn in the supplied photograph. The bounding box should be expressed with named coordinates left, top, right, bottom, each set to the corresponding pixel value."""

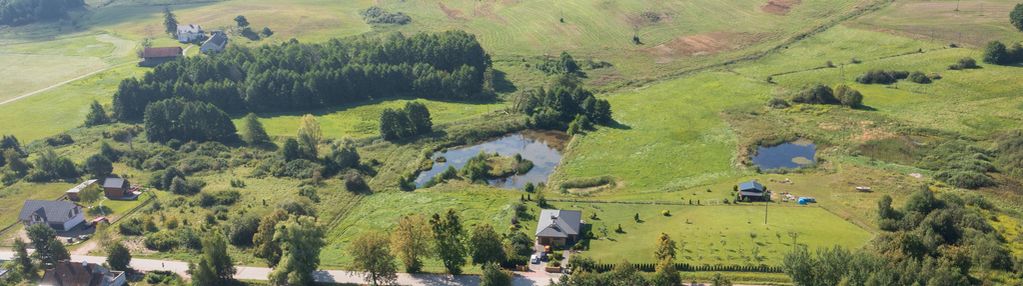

left=560, top=202, right=873, bottom=266
left=241, top=98, right=508, bottom=140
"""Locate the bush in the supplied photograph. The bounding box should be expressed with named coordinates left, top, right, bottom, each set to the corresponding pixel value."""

left=344, top=171, right=369, bottom=192
left=197, top=190, right=240, bottom=207
left=228, top=214, right=260, bottom=246
left=767, top=98, right=790, bottom=109
left=143, top=231, right=180, bottom=251
left=559, top=176, right=614, bottom=189
left=119, top=217, right=145, bottom=236
left=791, top=84, right=838, bottom=104
left=983, top=41, right=1009, bottom=65
left=834, top=85, right=863, bottom=108
left=908, top=71, right=931, bottom=84
left=948, top=57, right=978, bottom=70
left=361, top=6, right=412, bottom=25
left=856, top=70, right=908, bottom=84
left=144, top=271, right=182, bottom=284
left=44, top=134, right=74, bottom=146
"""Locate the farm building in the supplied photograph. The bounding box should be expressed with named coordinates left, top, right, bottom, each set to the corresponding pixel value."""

left=176, top=24, right=205, bottom=43
left=737, top=180, right=770, bottom=202
left=201, top=31, right=228, bottom=54
left=65, top=179, right=98, bottom=201
left=535, top=209, right=582, bottom=246
left=40, top=261, right=126, bottom=286
left=139, top=47, right=182, bottom=67
left=18, top=200, right=84, bottom=231
left=102, top=177, right=130, bottom=199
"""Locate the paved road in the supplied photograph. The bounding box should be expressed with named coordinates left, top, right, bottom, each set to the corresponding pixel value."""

left=0, top=252, right=562, bottom=286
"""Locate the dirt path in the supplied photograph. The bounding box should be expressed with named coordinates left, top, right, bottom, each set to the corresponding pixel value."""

left=0, top=61, right=132, bottom=106
left=71, top=240, right=99, bottom=255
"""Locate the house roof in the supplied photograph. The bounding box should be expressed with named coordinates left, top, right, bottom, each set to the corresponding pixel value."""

left=102, top=177, right=126, bottom=189
left=141, top=47, right=182, bottom=59
left=739, top=181, right=765, bottom=192
left=65, top=180, right=97, bottom=194
left=40, top=261, right=123, bottom=286
left=177, top=24, right=202, bottom=34
left=19, top=200, right=79, bottom=224
left=202, top=31, right=228, bottom=48
left=535, top=209, right=582, bottom=238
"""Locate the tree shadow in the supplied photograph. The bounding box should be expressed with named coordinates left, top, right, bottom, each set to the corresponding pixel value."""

left=606, top=120, right=632, bottom=130
left=854, top=105, right=878, bottom=111
left=492, top=69, right=517, bottom=94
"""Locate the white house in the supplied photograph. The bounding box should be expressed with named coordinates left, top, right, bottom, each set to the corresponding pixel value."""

left=176, top=24, right=204, bottom=43
left=200, top=31, right=228, bottom=54
left=19, top=200, right=84, bottom=231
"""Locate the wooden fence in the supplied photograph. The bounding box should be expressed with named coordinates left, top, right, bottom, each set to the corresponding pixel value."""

left=591, top=262, right=784, bottom=273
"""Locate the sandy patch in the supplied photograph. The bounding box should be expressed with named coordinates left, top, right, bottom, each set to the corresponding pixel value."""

left=761, top=0, right=801, bottom=15
left=855, top=120, right=897, bottom=142
left=645, top=32, right=752, bottom=63
left=438, top=2, right=466, bottom=20
left=473, top=2, right=506, bottom=23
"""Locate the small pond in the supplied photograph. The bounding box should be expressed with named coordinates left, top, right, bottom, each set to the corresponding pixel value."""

left=751, top=139, right=817, bottom=170
left=415, top=131, right=569, bottom=189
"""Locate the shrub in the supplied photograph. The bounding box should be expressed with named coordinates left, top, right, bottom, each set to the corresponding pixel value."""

left=791, top=85, right=838, bottom=104
left=834, top=85, right=863, bottom=108
left=856, top=70, right=908, bottom=84
left=908, top=71, right=931, bottom=84
left=361, top=6, right=412, bottom=25
left=661, top=210, right=671, bottom=216
left=949, top=57, right=978, bottom=70
left=119, top=217, right=145, bottom=236
left=559, top=176, right=614, bottom=189
left=983, top=41, right=1009, bottom=64
left=767, top=98, right=790, bottom=109
left=344, top=171, right=369, bottom=192
left=44, top=134, right=74, bottom=146
left=197, top=190, right=240, bottom=207
left=143, top=231, right=180, bottom=251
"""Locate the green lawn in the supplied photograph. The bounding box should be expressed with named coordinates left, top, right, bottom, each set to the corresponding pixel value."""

left=241, top=98, right=507, bottom=140
left=561, top=202, right=873, bottom=266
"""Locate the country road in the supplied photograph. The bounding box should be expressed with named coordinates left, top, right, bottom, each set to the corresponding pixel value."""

left=0, top=61, right=133, bottom=106
left=0, top=252, right=562, bottom=286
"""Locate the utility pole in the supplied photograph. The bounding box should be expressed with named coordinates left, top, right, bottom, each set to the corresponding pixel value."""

left=764, top=191, right=769, bottom=224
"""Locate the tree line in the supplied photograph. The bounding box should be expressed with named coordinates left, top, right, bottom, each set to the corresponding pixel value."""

left=113, top=31, right=493, bottom=123
left=783, top=187, right=1016, bottom=285
left=379, top=101, right=433, bottom=141
left=516, top=76, right=613, bottom=131
left=0, top=0, right=83, bottom=26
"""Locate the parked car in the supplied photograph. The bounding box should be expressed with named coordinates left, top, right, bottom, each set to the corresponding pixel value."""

left=530, top=254, right=540, bottom=264
left=540, top=252, right=549, bottom=262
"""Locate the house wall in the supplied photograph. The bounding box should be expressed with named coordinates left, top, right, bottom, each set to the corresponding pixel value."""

left=104, top=187, right=124, bottom=198
left=61, top=209, right=84, bottom=231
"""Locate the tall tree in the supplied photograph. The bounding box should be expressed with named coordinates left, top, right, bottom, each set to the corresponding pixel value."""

left=297, top=114, right=321, bottom=159
left=390, top=214, right=433, bottom=273
left=324, top=138, right=360, bottom=174
left=268, top=216, right=325, bottom=286
left=163, top=7, right=177, bottom=35
left=651, top=259, right=680, bottom=286
left=201, top=230, right=236, bottom=281
left=12, top=238, right=35, bottom=279
left=234, top=15, right=249, bottom=27
left=84, top=154, right=113, bottom=179
left=480, top=262, right=511, bottom=286
left=403, top=102, right=432, bottom=135
left=281, top=138, right=301, bottom=162
left=84, top=100, right=110, bottom=127
left=430, top=209, right=466, bottom=274
left=27, top=223, right=69, bottom=267
left=254, top=209, right=289, bottom=267
left=349, top=231, right=398, bottom=286
left=242, top=113, right=271, bottom=145
left=469, top=224, right=506, bottom=266
left=1011, top=3, right=1023, bottom=32
left=654, top=233, right=677, bottom=262
left=189, top=259, right=217, bottom=286
left=106, top=241, right=132, bottom=271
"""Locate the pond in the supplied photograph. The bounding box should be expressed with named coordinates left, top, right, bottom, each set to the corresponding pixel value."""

left=751, top=139, right=817, bottom=170
left=415, top=131, right=569, bottom=189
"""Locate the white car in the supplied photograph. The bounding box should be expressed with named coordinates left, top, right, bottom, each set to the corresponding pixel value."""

left=530, top=254, right=540, bottom=264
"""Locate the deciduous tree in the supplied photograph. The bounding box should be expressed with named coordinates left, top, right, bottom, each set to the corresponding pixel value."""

left=349, top=230, right=398, bottom=285
left=268, top=216, right=325, bottom=286
left=469, top=224, right=506, bottom=266
left=431, top=209, right=466, bottom=274
left=390, top=214, right=433, bottom=273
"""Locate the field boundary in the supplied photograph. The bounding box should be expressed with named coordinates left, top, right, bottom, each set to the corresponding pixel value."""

left=548, top=198, right=813, bottom=208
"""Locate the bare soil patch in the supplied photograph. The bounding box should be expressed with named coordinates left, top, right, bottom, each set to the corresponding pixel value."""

left=644, top=32, right=754, bottom=63
left=761, top=0, right=801, bottom=15
left=438, top=2, right=466, bottom=20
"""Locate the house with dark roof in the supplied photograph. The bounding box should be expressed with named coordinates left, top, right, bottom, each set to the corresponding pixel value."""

left=40, top=261, right=126, bottom=286
left=139, top=47, right=182, bottom=67
left=200, top=31, right=228, bottom=54
left=19, top=200, right=84, bottom=231
left=535, top=209, right=583, bottom=246
left=102, top=177, right=130, bottom=199
left=737, top=180, right=770, bottom=202
left=176, top=24, right=204, bottom=43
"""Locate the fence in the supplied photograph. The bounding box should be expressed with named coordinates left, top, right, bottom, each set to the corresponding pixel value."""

left=591, top=262, right=784, bottom=273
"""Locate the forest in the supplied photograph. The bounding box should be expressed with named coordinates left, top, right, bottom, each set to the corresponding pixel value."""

left=113, top=31, right=493, bottom=122
left=0, top=0, right=82, bottom=26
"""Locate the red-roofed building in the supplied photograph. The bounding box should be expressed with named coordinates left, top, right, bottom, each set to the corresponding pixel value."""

left=139, top=47, right=182, bottom=67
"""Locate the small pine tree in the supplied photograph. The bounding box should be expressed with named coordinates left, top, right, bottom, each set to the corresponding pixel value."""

left=84, top=100, right=110, bottom=127
left=163, top=7, right=178, bottom=35
left=241, top=113, right=271, bottom=145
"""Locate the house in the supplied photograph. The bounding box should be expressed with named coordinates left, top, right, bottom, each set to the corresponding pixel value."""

left=19, top=200, right=84, bottom=231
left=200, top=31, right=228, bottom=54
left=139, top=47, right=182, bottom=67
left=65, top=179, right=98, bottom=201
left=535, top=209, right=583, bottom=246
left=176, top=24, right=204, bottom=43
left=737, top=180, right=770, bottom=202
left=102, top=177, right=130, bottom=199
left=40, top=261, right=126, bottom=286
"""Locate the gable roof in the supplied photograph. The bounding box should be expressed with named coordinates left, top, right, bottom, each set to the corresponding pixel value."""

left=40, top=261, right=123, bottom=286
left=177, top=24, right=202, bottom=34
left=535, top=209, right=582, bottom=238
left=141, top=47, right=182, bottom=59
left=19, top=200, right=79, bottom=224
left=738, top=181, right=765, bottom=192
left=202, top=31, right=228, bottom=48
left=102, top=177, right=126, bottom=189
left=66, top=180, right=97, bottom=194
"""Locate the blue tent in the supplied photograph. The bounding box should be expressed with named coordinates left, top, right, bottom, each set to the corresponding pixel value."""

left=797, top=197, right=815, bottom=205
